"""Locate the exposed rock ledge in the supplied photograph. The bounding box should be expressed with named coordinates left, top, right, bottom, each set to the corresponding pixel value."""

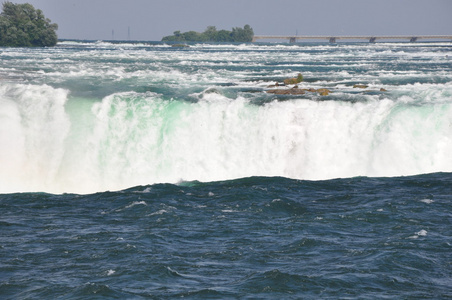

left=265, top=74, right=387, bottom=96
left=267, top=87, right=331, bottom=96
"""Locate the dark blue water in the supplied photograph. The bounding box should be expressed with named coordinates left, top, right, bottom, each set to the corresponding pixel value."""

left=2, top=173, right=451, bottom=299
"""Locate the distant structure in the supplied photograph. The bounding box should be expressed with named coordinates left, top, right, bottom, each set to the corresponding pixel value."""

left=128, top=26, right=130, bottom=40
left=252, top=35, right=452, bottom=43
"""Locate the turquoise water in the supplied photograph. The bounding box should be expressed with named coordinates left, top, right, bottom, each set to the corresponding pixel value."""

left=1, top=41, right=452, bottom=298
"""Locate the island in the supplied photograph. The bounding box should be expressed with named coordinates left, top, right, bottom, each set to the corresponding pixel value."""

left=0, top=2, right=58, bottom=47
left=162, top=25, right=254, bottom=43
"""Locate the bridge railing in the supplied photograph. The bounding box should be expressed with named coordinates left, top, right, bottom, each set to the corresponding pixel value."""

left=252, top=35, right=452, bottom=43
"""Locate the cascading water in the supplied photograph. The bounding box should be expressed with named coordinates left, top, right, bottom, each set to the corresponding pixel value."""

left=1, top=41, right=451, bottom=193
left=1, top=82, right=451, bottom=194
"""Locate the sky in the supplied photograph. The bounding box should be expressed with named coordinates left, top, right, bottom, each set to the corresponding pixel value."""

left=12, top=0, right=452, bottom=41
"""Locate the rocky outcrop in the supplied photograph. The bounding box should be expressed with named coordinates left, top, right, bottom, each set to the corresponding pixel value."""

left=353, top=84, right=388, bottom=92
left=266, top=87, right=331, bottom=96
left=267, top=88, right=305, bottom=95
left=264, top=74, right=389, bottom=97
left=264, top=77, right=387, bottom=97
left=316, top=88, right=330, bottom=96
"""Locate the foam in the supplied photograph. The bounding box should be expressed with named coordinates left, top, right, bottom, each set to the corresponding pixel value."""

left=1, top=42, right=452, bottom=194
left=0, top=84, right=70, bottom=192
left=2, top=84, right=452, bottom=194
left=420, top=199, right=434, bottom=204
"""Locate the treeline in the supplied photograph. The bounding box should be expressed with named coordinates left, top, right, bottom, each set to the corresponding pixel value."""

left=0, top=2, right=58, bottom=47
left=162, top=25, right=254, bottom=43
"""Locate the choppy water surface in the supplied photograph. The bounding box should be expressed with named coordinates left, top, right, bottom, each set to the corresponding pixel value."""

left=1, top=41, right=452, bottom=298
left=2, top=175, right=452, bottom=299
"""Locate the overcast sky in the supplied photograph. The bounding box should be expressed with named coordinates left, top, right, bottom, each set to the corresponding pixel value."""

left=13, top=0, right=452, bottom=41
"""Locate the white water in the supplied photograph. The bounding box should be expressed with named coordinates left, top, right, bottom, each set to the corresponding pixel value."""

left=1, top=83, right=451, bottom=194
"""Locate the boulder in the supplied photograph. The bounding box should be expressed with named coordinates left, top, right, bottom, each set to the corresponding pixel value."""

left=290, top=88, right=305, bottom=95
left=353, top=84, right=368, bottom=89
left=266, top=88, right=305, bottom=95
left=316, top=88, right=330, bottom=96
left=267, top=89, right=290, bottom=95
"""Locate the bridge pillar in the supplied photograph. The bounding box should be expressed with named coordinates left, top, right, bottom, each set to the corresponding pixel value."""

left=369, top=37, right=376, bottom=43
left=329, top=37, right=336, bottom=43
left=410, top=37, right=418, bottom=42
left=289, top=37, right=296, bottom=43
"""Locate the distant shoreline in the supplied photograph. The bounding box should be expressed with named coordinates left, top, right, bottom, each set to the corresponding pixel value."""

left=57, top=38, right=452, bottom=44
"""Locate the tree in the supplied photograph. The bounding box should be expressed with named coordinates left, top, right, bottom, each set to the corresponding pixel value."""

left=183, top=31, right=206, bottom=42
left=203, top=26, right=217, bottom=40
left=162, top=30, right=185, bottom=42
left=243, top=24, right=254, bottom=42
left=214, top=30, right=233, bottom=42
left=231, top=24, right=254, bottom=42
left=161, top=25, right=254, bottom=43
left=0, top=2, right=58, bottom=47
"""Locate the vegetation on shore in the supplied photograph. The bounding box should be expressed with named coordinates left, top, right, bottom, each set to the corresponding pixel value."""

left=162, top=25, right=254, bottom=43
left=0, top=2, right=58, bottom=47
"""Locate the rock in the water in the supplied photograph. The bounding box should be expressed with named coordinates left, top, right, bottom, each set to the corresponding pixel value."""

left=353, top=84, right=368, bottom=89
left=267, top=89, right=289, bottom=95
left=290, top=88, right=305, bottom=95
left=266, top=88, right=305, bottom=95
left=316, top=88, right=330, bottom=96
left=283, top=73, right=303, bottom=85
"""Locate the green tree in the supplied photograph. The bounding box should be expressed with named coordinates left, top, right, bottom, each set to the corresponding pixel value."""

left=162, top=30, right=185, bottom=42
left=214, top=30, right=233, bottom=42
left=0, top=2, right=58, bottom=47
left=243, top=24, right=254, bottom=42
left=162, top=25, right=254, bottom=43
left=203, top=26, right=217, bottom=40
left=231, top=25, right=254, bottom=42
left=183, top=30, right=206, bottom=42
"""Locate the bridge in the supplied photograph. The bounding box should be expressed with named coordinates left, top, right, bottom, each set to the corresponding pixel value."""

left=252, top=35, right=452, bottom=43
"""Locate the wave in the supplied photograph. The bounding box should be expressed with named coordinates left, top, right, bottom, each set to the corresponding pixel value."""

left=1, top=82, right=451, bottom=194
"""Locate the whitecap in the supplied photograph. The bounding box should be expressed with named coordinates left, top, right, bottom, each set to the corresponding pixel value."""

left=420, top=199, right=434, bottom=204
left=148, top=209, right=167, bottom=216
left=409, top=229, right=428, bottom=239
left=416, top=229, right=428, bottom=236
left=125, top=201, right=147, bottom=209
